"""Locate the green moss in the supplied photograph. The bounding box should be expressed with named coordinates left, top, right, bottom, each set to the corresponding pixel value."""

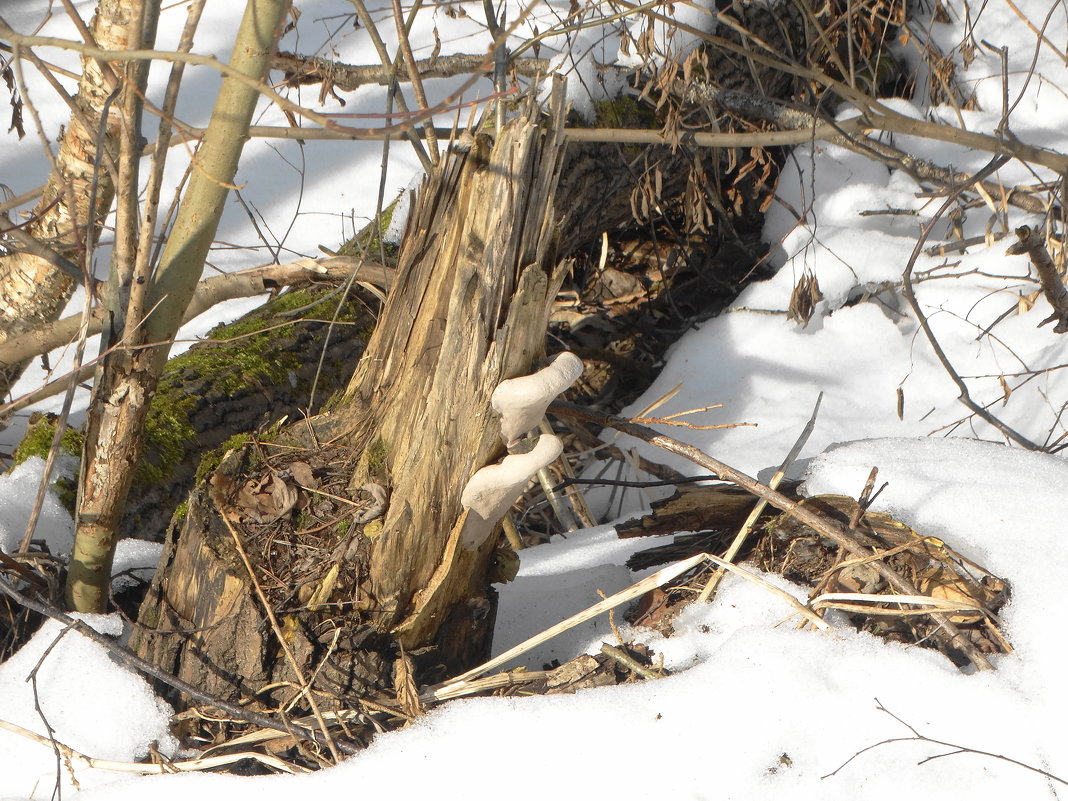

left=335, top=518, right=351, bottom=538
left=364, top=436, right=389, bottom=479
left=138, top=287, right=356, bottom=487
left=591, top=95, right=658, bottom=130
left=11, top=417, right=83, bottom=515
left=337, top=194, right=403, bottom=264
left=140, top=394, right=196, bottom=486
left=139, top=604, right=160, bottom=630
left=12, top=417, right=83, bottom=466
left=173, top=499, right=189, bottom=523
left=49, top=476, right=77, bottom=516
left=319, top=390, right=345, bottom=413
left=194, top=433, right=251, bottom=486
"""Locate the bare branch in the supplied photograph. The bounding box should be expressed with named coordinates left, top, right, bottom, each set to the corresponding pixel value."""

left=549, top=400, right=994, bottom=672
left=0, top=256, right=391, bottom=411
left=1006, top=225, right=1068, bottom=333
left=272, top=49, right=553, bottom=89
left=899, top=155, right=1042, bottom=451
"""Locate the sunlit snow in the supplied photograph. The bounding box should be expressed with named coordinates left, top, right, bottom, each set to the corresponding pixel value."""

left=2, top=0, right=1068, bottom=798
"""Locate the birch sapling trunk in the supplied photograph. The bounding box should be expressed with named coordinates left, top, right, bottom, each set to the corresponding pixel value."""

left=0, top=0, right=132, bottom=400
left=67, top=0, right=292, bottom=612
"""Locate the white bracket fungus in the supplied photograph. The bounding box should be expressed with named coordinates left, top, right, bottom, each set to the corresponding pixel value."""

left=461, top=434, right=563, bottom=523
left=491, top=351, right=583, bottom=445
left=458, top=435, right=563, bottom=549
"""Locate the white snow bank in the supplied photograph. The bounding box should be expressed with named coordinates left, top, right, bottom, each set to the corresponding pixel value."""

left=0, top=615, right=176, bottom=799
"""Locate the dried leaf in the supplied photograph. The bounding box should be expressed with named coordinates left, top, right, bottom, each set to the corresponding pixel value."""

left=289, top=460, right=317, bottom=488
left=270, top=475, right=299, bottom=518
left=392, top=650, right=424, bottom=718
left=787, top=271, right=823, bottom=326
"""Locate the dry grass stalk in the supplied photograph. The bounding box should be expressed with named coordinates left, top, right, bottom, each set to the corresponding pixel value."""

left=697, top=392, right=822, bottom=604
left=549, top=401, right=995, bottom=671
left=0, top=717, right=306, bottom=775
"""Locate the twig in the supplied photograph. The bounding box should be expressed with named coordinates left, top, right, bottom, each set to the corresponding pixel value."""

left=701, top=552, right=830, bottom=630
left=548, top=400, right=994, bottom=671
left=899, top=155, right=1041, bottom=450
left=219, top=513, right=341, bottom=764
left=272, top=50, right=554, bottom=89
left=810, top=592, right=984, bottom=616
left=823, top=699, right=1068, bottom=785
left=697, top=392, right=822, bottom=603
left=415, top=669, right=550, bottom=704
left=599, top=643, right=663, bottom=680
left=0, top=718, right=306, bottom=775
left=0, top=574, right=362, bottom=755
left=348, top=0, right=432, bottom=171
left=0, top=255, right=391, bottom=400
left=390, top=0, right=438, bottom=163
left=554, top=475, right=719, bottom=490
left=1006, top=225, right=1068, bottom=333
left=424, top=552, right=712, bottom=700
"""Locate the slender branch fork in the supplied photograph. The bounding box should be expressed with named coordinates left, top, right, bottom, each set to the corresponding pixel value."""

left=899, top=154, right=1042, bottom=451
left=823, top=698, right=1068, bottom=785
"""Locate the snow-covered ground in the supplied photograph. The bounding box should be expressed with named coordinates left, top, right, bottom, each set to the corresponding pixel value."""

left=3, top=0, right=1068, bottom=798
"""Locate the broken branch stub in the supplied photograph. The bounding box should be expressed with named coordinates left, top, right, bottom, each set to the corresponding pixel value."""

left=1006, top=225, right=1068, bottom=333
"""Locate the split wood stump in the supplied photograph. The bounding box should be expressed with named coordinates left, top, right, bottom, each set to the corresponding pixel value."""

left=132, top=92, right=573, bottom=707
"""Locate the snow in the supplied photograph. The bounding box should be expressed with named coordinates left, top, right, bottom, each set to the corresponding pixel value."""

left=3, top=0, right=1068, bottom=798
left=0, top=457, right=76, bottom=555
left=0, top=615, right=176, bottom=798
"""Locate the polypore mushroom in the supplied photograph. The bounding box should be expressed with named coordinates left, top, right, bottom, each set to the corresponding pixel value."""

left=458, top=434, right=563, bottom=549
left=491, top=351, right=583, bottom=446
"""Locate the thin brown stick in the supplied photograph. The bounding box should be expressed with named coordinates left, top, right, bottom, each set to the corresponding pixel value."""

left=549, top=400, right=994, bottom=671
left=272, top=50, right=553, bottom=89
left=899, top=155, right=1041, bottom=450
left=347, top=0, right=432, bottom=171
left=0, top=255, right=391, bottom=374
left=0, top=717, right=306, bottom=775
left=390, top=0, right=438, bottom=163
left=696, top=392, right=821, bottom=603
left=1006, top=225, right=1068, bottom=332
left=824, top=699, right=1068, bottom=784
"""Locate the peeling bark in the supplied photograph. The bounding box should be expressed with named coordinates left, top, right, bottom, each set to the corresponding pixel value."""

left=0, top=0, right=133, bottom=398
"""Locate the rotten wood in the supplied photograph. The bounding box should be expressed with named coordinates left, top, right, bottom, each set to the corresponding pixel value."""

left=133, top=84, right=575, bottom=709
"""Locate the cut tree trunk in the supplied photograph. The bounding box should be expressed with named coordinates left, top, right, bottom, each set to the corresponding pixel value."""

left=132, top=88, right=573, bottom=708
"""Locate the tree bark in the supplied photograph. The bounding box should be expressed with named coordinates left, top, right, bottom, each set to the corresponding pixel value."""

left=68, top=0, right=292, bottom=612
left=0, top=0, right=132, bottom=399
left=132, top=87, right=572, bottom=707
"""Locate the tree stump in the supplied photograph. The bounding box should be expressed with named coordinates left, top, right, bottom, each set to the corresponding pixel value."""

left=132, top=88, right=572, bottom=709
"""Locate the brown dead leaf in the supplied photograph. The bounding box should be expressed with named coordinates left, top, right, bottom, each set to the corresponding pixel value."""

left=787, top=271, right=823, bottom=326
left=270, top=475, right=299, bottom=518
left=393, top=649, right=424, bottom=719
left=289, top=461, right=317, bottom=489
